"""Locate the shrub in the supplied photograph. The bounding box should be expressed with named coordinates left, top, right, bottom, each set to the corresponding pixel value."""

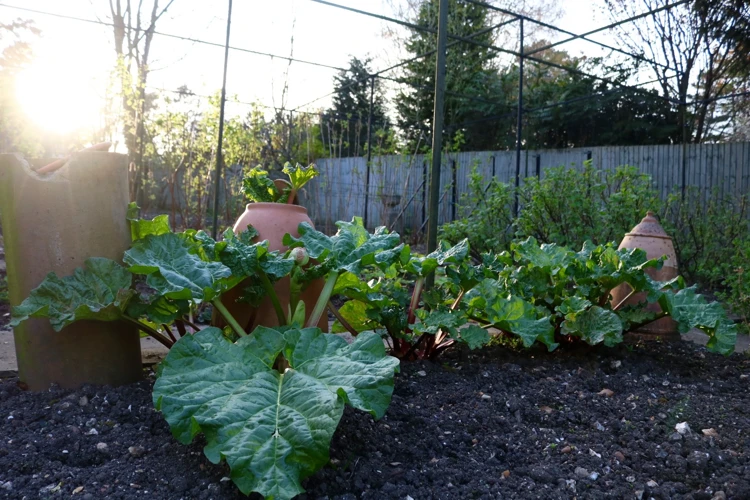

left=718, top=240, right=750, bottom=333
left=439, top=167, right=514, bottom=257
left=661, top=188, right=750, bottom=290
left=515, top=162, right=661, bottom=248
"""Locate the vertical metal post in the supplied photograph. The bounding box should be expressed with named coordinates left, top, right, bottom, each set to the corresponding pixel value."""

left=427, top=0, right=449, bottom=287
left=586, top=151, right=592, bottom=162
left=212, top=0, right=233, bottom=239
left=364, top=74, right=375, bottom=228
left=451, top=159, right=457, bottom=221
left=513, top=18, right=524, bottom=216
left=681, top=98, right=688, bottom=200
left=491, top=155, right=496, bottom=178
left=535, top=154, right=541, bottom=178
left=422, top=161, right=428, bottom=227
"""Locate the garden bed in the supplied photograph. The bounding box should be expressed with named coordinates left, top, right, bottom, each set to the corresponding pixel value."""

left=1, top=339, right=748, bottom=499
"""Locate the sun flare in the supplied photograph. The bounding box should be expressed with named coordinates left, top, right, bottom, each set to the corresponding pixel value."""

left=15, top=53, right=104, bottom=135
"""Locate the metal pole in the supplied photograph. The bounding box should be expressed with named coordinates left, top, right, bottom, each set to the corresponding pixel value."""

left=212, top=0, right=233, bottom=240
left=535, top=154, right=541, bottom=178
left=426, top=0, right=449, bottom=287
left=364, top=74, right=375, bottom=228
left=514, top=18, right=524, bottom=217
left=451, top=159, right=457, bottom=221
left=681, top=98, right=688, bottom=200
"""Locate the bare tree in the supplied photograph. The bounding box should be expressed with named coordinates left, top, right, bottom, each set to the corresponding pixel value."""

left=604, top=0, right=747, bottom=142
left=108, top=0, right=177, bottom=202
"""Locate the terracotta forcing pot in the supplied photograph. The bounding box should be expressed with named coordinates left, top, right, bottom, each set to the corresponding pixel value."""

left=610, top=211, right=679, bottom=339
left=215, top=203, right=327, bottom=332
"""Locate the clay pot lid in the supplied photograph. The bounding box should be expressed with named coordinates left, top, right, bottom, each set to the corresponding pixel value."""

left=626, top=211, right=672, bottom=240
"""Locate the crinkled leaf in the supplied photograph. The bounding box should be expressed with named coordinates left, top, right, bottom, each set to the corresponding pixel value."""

left=124, top=232, right=232, bottom=301
left=126, top=294, right=190, bottom=325
left=513, top=237, right=570, bottom=272
left=153, top=327, right=399, bottom=500
left=458, top=324, right=490, bottom=350
left=331, top=300, right=370, bottom=333
left=127, top=203, right=171, bottom=242
left=658, top=288, right=736, bottom=355
left=242, top=167, right=281, bottom=203
left=11, top=257, right=135, bottom=331
left=283, top=217, right=402, bottom=275
left=556, top=296, right=592, bottom=315
left=562, top=306, right=623, bottom=347
left=283, top=162, right=319, bottom=190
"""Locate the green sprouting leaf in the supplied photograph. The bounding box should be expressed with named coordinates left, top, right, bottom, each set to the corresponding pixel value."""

left=562, top=306, right=623, bottom=347
left=153, top=326, right=399, bottom=500
left=513, top=316, right=557, bottom=350
left=11, top=257, right=135, bottom=331
left=283, top=162, right=319, bottom=190
left=242, top=167, right=281, bottom=203
left=283, top=217, right=402, bottom=275
left=124, top=232, right=232, bottom=302
left=127, top=203, right=171, bottom=242
left=458, top=324, right=490, bottom=350
left=331, top=300, right=370, bottom=333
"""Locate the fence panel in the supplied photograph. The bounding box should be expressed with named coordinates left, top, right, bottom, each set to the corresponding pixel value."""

left=302, top=143, right=750, bottom=232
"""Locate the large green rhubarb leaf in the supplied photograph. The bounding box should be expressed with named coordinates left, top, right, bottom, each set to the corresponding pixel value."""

left=561, top=305, right=624, bottom=347
left=11, top=257, right=135, bottom=331
left=153, top=326, right=399, bottom=500
left=658, top=287, right=737, bottom=355
left=124, top=232, right=232, bottom=301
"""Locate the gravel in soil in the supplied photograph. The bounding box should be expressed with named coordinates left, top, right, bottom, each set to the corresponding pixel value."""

left=1, top=339, right=749, bottom=499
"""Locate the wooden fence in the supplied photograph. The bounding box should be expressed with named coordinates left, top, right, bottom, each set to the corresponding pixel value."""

left=299, top=142, right=750, bottom=234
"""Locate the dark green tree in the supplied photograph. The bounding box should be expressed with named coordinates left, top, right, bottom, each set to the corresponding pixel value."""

left=322, top=56, right=391, bottom=157
left=394, top=0, right=508, bottom=152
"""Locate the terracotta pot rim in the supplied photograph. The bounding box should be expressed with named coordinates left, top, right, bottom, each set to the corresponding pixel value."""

left=244, top=202, right=307, bottom=214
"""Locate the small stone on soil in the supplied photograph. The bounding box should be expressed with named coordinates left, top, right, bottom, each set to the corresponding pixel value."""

left=78, top=396, right=88, bottom=406
left=670, top=432, right=683, bottom=441
left=481, top=394, right=491, bottom=400
left=1, top=481, right=11, bottom=491
left=598, top=388, right=614, bottom=397
left=416, top=370, right=427, bottom=377
left=575, top=467, right=589, bottom=478
left=561, top=445, right=572, bottom=454
left=72, top=486, right=84, bottom=494
left=702, top=428, right=719, bottom=437
left=675, top=421, right=691, bottom=434
left=614, top=451, right=625, bottom=462
left=128, top=445, right=146, bottom=457
left=96, top=442, right=108, bottom=452
left=712, top=491, right=727, bottom=500
left=647, top=480, right=658, bottom=487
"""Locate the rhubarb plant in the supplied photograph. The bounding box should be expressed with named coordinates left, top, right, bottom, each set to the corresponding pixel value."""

left=327, top=238, right=491, bottom=359
left=11, top=211, right=401, bottom=500
left=465, top=237, right=737, bottom=354
left=243, top=162, right=319, bottom=204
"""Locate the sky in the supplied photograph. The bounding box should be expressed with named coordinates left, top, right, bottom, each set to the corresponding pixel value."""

left=3, top=0, right=617, bottom=136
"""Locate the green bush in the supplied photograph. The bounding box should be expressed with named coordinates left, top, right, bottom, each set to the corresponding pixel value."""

left=717, top=241, right=750, bottom=333
left=439, top=167, right=514, bottom=257
left=661, top=188, right=750, bottom=290
left=515, top=162, right=661, bottom=248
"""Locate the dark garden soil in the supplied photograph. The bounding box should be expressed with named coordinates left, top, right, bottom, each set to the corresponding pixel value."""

left=1, top=339, right=749, bottom=500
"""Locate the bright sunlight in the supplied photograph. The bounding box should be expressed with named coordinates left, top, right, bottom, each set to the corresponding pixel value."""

left=15, top=52, right=104, bottom=135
